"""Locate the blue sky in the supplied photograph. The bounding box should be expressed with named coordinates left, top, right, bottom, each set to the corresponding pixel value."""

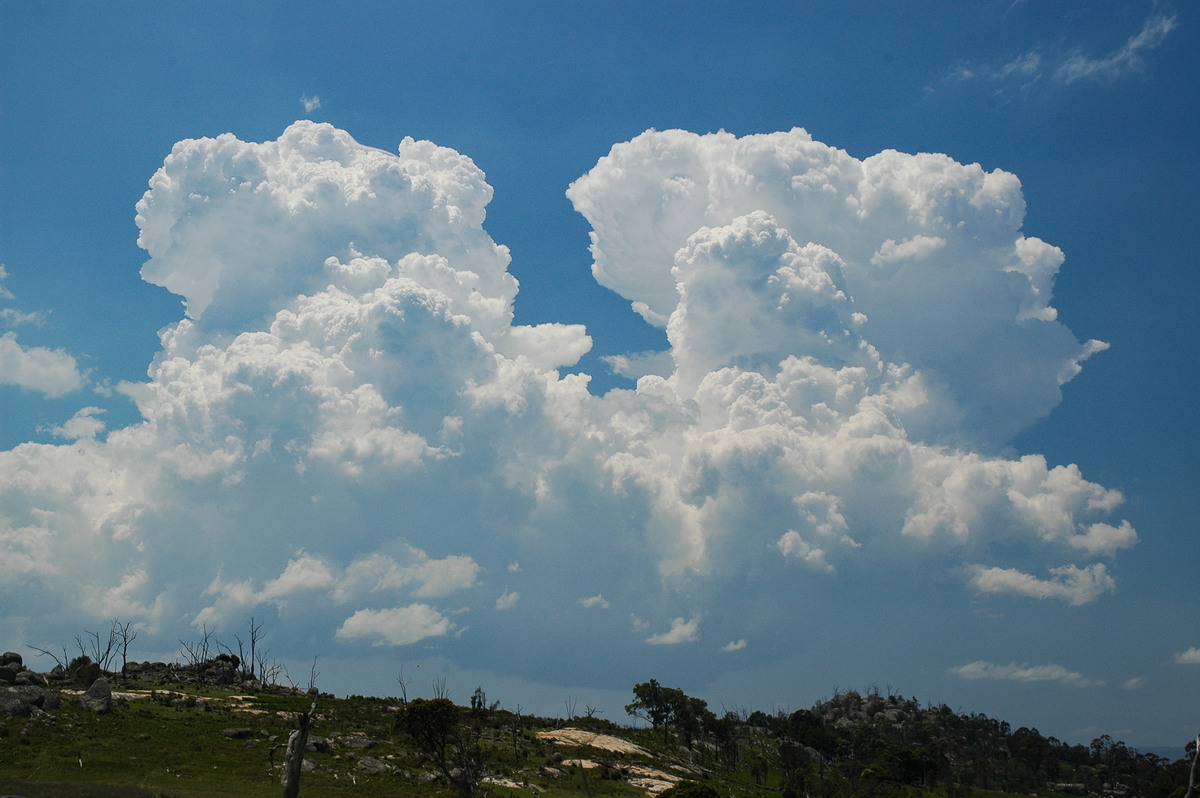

left=1, top=1, right=1197, bottom=750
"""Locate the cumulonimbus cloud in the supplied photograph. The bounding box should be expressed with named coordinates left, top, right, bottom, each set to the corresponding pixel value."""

left=0, top=122, right=1135, bottom=687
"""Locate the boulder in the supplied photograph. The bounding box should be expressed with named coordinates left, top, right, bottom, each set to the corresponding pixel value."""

left=0, top=685, right=44, bottom=717
left=0, top=664, right=18, bottom=685
left=221, top=728, right=256, bottom=739
left=78, top=677, right=113, bottom=714
left=0, top=651, right=21, bottom=668
left=0, top=693, right=30, bottom=717
left=356, top=757, right=393, bottom=775
left=14, top=670, right=45, bottom=687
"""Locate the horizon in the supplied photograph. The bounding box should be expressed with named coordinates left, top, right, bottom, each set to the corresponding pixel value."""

left=2, top=1, right=1197, bottom=752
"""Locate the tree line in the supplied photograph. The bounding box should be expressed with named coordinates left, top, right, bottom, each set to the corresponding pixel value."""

left=624, top=679, right=1197, bottom=798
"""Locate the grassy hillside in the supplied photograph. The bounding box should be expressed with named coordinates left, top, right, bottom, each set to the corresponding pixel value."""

left=1, top=658, right=1194, bottom=798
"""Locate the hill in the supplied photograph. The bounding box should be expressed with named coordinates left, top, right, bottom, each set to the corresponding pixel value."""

left=1, top=650, right=1195, bottom=797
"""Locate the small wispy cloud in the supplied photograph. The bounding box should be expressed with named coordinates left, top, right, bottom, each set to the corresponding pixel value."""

left=1173, top=647, right=1200, bottom=665
left=934, top=11, right=1178, bottom=94
left=603, top=350, right=673, bottom=380
left=950, top=660, right=1103, bottom=687
left=0, top=307, right=46, bottom=326
left=301, top=94, right=322, bottom=113
left=722, top=639, right=747, bottom=652
left=645, top=616, right=700, bottom=645
left=579, top=594, right=610, bottom=610
left=0, top=265, right=47, bottom=327
left=47, top=406, right=106, bottom=441
left=495, top=590, right=520, bottom=611
left=999, top=52, right=1041, bottom=80
left=1057, top=13, right=1179, bottom=84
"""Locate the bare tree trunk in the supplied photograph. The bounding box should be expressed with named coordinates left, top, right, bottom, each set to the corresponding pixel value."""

left=281, top=701, right=316, bottom=798
left=1185, top=734, right=1200, bottom=798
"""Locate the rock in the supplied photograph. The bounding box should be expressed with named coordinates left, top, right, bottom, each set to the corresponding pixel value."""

left=77, top=677, right=113, bottom=714
left=0, top=664, right=18, bottom=685
left=221, top=728, right=256, bottom=739
left=339, top=735, right=377, bottom=749
left=0, top=652, right=21, bottom=668
left=14, top=670, right=45, bottom=687
left=0, top=691, right=31, bottom=717
left=356, top=756, right=392, bottom=775
left=306, top=735, right=332, bottom=753
left=0, top=685, right=45, bottom=716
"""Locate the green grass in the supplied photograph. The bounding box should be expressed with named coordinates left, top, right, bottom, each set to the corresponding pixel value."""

left=1, top=688, right=415, bottom=796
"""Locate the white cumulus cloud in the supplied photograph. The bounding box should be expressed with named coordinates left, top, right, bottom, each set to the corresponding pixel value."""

left=646, top=616, right=700, bottom=645
left=335, top=605, right=452, bottom=646
left=0, top=332, right=83, bottom=397
left=966, top=563, right=1116, bottom=606
left=48, top=407, right=106, bottom=441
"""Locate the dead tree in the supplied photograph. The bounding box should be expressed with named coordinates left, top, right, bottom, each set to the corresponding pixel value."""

left=77, top=627, right=118, bottom=672
left=1185, top=733, right=1199, bottom=798
left=281, top=700, right=317, bottom=798
left=396, top=665, right=412, bottom=704
left=112, top=619, right=137, bottom=676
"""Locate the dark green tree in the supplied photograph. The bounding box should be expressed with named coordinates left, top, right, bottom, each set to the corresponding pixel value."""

left=626, top=679, right=677, bottom=739
left=398, top=697, right=459, bottom=780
